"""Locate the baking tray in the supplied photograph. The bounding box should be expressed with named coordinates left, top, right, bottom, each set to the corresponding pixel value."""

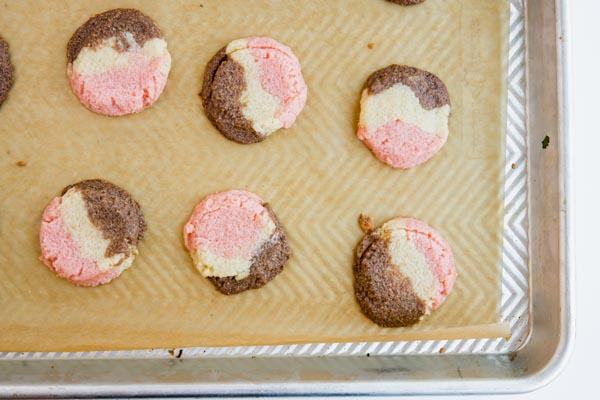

left=0, top=0, right=509, bottom=351
left=0, top=0, right=574, bottom=396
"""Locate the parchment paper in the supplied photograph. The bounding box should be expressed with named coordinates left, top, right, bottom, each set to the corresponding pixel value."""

left=0, top=0, right=509, bottom=351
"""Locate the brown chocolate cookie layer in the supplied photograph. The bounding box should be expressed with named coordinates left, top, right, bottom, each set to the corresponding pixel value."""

left=200, top=48, right=262, bottom=144
left=62, top=179, right=146, bottom=258
left=354, top=231, right=426, bottom=327
left=387, top=0, right=426, bottom=5
left=0, top=36, right=14, bottom=107
left=209, top=205, right=291, bottom=295
left=67, top=8, right=163, bottom=63
left=365, top=65, right=450, bottom=110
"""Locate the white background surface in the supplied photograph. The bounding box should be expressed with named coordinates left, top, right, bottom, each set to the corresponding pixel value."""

left=404, top=0, right=598, bottom=398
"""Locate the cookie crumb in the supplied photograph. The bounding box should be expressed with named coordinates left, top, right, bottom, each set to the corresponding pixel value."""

left=511, top=163, right=516, bottom=169
left=168, top=349, right=175, bottom=356
left=542, top=135, right=550, bottom=149
left=16, top=160, right=26, bottom=167
left=367, top=42, right=375, bottom=49
left=358, top=214, right=375, bottom=233
left=439, top=347, right=445, bottom=354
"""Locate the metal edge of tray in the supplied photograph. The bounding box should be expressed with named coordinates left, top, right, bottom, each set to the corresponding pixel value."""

left=0, top=0, right=574, bottom=396
left=501, top=0, right=575, bottom=393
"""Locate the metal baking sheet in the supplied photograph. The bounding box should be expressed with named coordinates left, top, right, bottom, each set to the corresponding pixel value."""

left=0, top=0, right=526, bottom=358
left=0, top=0, right=575, bottom=396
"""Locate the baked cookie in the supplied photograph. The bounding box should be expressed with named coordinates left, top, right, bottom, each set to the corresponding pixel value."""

left=0, top=36, right=14, bottom=107
left=39, top=179, right=145, bottom=286
left=67, top=8, right=171, bottom=116
left=183, top=190, right=291, bottom=294
left=354, top=216, right=457, bottom=327
left=201, top=37, right=307, bottom=144
left=358, top=65, right=450, bottom=169
left=387, top=0, right=426, bottom=5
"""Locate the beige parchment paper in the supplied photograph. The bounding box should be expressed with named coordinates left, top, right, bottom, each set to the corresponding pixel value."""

left=0, top=0, right=509, bottom=351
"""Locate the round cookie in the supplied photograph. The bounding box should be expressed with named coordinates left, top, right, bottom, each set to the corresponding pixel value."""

left=357, top=65, right=451, bottom=169
left=183, top=190, right=291, bottom=294
left=39, top=179, right=145, bottom=286
left=387, top=0, right=426, bottom=5
left=354, top=216, right=457, bottom=327
left=0, top=36, right=14, bottom=107
left=201, top=37, right=307, bottom=144
left=67, top=8, right=171, bottom=116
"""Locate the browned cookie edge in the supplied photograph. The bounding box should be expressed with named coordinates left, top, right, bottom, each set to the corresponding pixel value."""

left=365, top=64, right=450, bottom=110
left=67, top=8, right=163, bottom=63
left=209, top=205, right=291, bottom=294
left=200, top=47, right=262, bottom=144
left=353, top=231, right=426, bottom=327
left=62, top=179, right=146, bottom=258
left=0, top=37, right=14, bottom=107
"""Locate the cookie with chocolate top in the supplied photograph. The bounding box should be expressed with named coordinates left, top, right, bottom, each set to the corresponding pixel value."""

left=354, top=216, right=457, bottom=327
left=39, top=179, right=146, bottom=286
left=357, top=65, right=451, bottom=169
left=201, top=37, right=307, bottom=144
left=183, top=190, right=291, bottom=294
left=67, top=8, right=171, bottom=116
left=0, top=36, right=14, bottom=107
left=387, top=0, right=426, bottom=5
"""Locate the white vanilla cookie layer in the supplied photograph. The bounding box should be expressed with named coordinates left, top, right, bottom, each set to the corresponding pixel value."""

left=61, top=189, right=135, bottom=272
left=72, top=36, right=170, bottom=75
left=381, top=219, right=439, bottom=310
left=359, top=83, right=450, bottom=137
left=226, top=39, right=283, bottom=136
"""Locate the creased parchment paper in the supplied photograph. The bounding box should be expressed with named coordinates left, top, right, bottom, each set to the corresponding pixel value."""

left=0, top=0, right=509, bottom=351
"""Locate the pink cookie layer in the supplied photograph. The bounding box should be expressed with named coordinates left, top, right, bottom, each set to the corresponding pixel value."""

left=39, top=197, right=120, bottom=286
left=358, top=120, right=446, bottom=169
left=245, top=37, right=307, bottom=127
left=183, top=190, right=272, bottom=260
left=394, top=218, right=457, bottom=309
left=68, top=52, right=170, bottom=116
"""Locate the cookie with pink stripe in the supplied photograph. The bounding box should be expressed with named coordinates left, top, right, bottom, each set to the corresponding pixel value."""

left=358, top=65, right=451, bottom=169
left=0, top=35, right=14, bottom=107
left=184, top=190, right=291, bottom=294
left=39, top=180, right=145, bottom=286
left=201, top=37, right=307, bottom=144
left=354, top=215, right=457, bottom=327
left=67, top=9, right=171, bottom=116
